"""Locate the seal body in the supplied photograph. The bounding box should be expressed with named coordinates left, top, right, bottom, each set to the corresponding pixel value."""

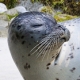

left=8, top=12, right=70, bottom=80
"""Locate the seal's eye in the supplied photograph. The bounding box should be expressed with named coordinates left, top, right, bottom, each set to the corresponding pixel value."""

left=32, top=24, right=43, bottom=28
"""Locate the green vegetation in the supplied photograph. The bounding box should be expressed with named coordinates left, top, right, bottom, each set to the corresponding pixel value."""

left=54, top=13, right=77, bottom=22
left=31, top=0, right=80, bottom=16
left=63, top=0, right=80, bottom=16
left=39, top=6, right=77, bottom=22
left=7, top=13, right=18, bottom=21
left=0, top=0, right=80, bottom=16
left=0, top=0, right=79, bottom=22
left=39, top=6, right=55, bottom=15
left=0, top=12, right=18, bottom=21
left=0, top=0, right=19, bottom=8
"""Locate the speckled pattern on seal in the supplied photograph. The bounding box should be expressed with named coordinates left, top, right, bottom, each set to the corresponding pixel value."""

left=8, top=11, right=70, bottom=80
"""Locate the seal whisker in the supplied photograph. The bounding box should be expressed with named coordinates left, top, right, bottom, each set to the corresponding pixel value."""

left=30, top=39, right=49, bottom=55
left=33, top=33, right=59, bottom=58
left=36, top=36, right=53, bottom=57
left=41, top=36, right=56, bottom=60
left=30, top=34, right=54, bottom=55
left=36, top=39, right=52, bottom=58
left=41, top=42, right=52, bottom=60
left=29, top=35, right=51, bottom=53
left=35, top=37, right=55, bottom=57
left=37, top=36, right=54, bottom=59
left=45, top=35, right=60, bottom=60
left=36, top=40, right=50, bottom=58
left=29, top=39, right=46, bottom=53
left=46, top=37, right=56, bottom=60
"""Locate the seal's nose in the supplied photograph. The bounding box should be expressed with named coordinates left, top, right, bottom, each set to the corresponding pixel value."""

left=54, top=24, right=70, bottom=42
left=64, top=28, right=70, bottom=41
left=60, top=25, right=70, bottom=42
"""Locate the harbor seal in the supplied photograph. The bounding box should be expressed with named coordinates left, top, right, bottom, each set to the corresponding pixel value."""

left=8, top=12, right=70, bottom=80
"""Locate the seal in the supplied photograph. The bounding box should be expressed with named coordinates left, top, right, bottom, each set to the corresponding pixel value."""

left=8, top=11, right=70, bottom=80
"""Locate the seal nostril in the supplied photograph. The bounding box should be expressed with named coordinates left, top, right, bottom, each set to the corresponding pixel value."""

left=61, top=37, right=66, bottom=41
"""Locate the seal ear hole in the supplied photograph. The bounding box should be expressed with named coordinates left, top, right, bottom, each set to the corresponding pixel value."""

left=17, top=25, right=21, bottom=30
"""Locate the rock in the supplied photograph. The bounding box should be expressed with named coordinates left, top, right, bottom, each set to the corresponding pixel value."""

left=0, top=14, right=9, bottom=21
left=5, top=8, right=18, bottom=17
left=0, top=20, right=8, bottom=37
left=3, top=8, right=19, bottom=21
left=18, top=0, right=43, bottom=11
left=0, top=27, right=8, bottom=37
left=0, top=20, right=8, bottom=28
left=15, top=6, right=28, bottom=13
left=0, top=3, right=7, bottom=13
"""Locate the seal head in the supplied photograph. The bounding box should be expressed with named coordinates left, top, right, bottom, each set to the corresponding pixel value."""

left=8, top=12, right=70, bottom=80
left=9, top=11, right=70, bottom=52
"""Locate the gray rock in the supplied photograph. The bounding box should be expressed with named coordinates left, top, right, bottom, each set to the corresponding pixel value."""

left=0, top=20, right=8, bottom=28
left=0, top=3, right=7, bottom=13
left=0, top=20, right=8, bottom=37
left=0, top=14, right=9, bottom=21
left=18, top=0, right=43, bottom=11
left=15, top=6, right=28, bottom=13
left=5, top=8, right=18, bottom=16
